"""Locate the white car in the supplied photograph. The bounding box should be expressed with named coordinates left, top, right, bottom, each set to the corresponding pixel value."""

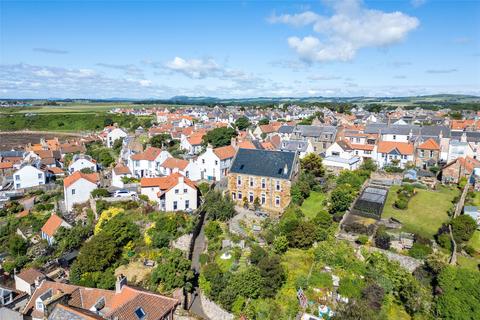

left=113, top=190, right=137, bottom=198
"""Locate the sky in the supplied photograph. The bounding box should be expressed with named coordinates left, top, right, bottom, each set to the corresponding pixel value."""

left=0, top=0, right=479, bottom=99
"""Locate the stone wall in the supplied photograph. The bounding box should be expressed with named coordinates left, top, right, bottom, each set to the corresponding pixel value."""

left=227, top=173, right=292, bottom=213
left=200, top=293, right=234, bottom=320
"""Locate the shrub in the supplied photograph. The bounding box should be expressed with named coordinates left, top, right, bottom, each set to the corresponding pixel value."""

left=408, top=243, right=432, bottom=259
left=356, top=235, right=369, bottom=245
left=91, top=188, right=110, bottom=198
left=394, top=197, right=408, bottom=210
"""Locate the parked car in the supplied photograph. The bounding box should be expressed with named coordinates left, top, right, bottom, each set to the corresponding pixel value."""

left=113, top=189, right=137, bottom=198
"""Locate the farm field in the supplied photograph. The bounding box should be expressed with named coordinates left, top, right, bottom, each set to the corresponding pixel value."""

left=382, top=185, right=459, bottom=238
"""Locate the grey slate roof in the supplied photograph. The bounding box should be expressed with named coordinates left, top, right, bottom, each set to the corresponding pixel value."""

left=230, top=148, right=297, bottom=179
left=278, top=125, right=294, bottom=134
left=280, top=140, right=308, bottom=152
left=364, top=124, right=450, bottom=138
left=295, top=125, right=336, bottom=137
left=451, top=131, right=480, bottom=143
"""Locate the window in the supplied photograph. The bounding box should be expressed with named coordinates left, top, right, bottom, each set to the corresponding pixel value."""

left=261, top=193, right=266, bottom=204
left=175, top=189, right=179, bottom=194
left=275, top=196, right=280, bottom=207
left=15, top=175, right=20, bottom=181
left=403, top=155, right=407, bottom=160
left=237, top=175, right=242, bottom=186
left=184, top=188, right=187, bottom=193
left=72, top=189, right=76, bottom=195
left=36, top=302, right=43, bottom=310
left=276, top=180, right=281, bottom=191
left=185, top=200, right=190, bottom=209
left=430, top=151, right=434, bottom=157
left=232, top=192, right=236, bottom=200
left=186, top=171, right=189, bottom=178
left=249, top=177, right=254, bottom=187
left=249, top=192, right=254, bottom=203
left=238, top=191, right=242, bottom=200
left=38, top=173, right=42, bottom=179
left=202, top=159, right=205, bottom=164
left=355, top=151, right=359, bottom=155
left=332, top=151, right=340, bottom=156
left=16, top=184, right=20, bottom=189
left=365, top=150, right=372, bottom=155
left=215, top=160, right=218, bottom=165
left=173, top=201, right=178, bottom=210
left=134, top=307, right=146, bottom=319
left=420, top=150, right=425, bottom=157
left=261, top=178, right=266, bottom=189
left=393, top=135, right=396, bottom=140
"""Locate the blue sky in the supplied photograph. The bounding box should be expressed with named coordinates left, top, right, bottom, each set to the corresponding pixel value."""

left=0, top=0, right=479, bottom=98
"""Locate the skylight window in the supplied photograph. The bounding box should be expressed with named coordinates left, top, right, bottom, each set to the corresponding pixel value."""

left=135, top=307, right=146, bottom=319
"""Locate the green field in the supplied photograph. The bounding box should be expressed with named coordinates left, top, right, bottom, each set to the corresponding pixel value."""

left=300, top=191, right=327, bottom=219
left=382, top=186, right=459, bottom=238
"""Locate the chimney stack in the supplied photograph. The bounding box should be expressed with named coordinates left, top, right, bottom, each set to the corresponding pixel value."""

left=116, top=274, right=127, bottom=293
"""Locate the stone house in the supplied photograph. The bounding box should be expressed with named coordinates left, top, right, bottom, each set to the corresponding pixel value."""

left=228, top=149, right=299, bottom=214
left=441, top=156, right=480, bottom=184
left=415, top=138, right=440, bottom=169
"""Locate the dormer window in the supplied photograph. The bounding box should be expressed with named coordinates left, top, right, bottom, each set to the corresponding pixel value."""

left=36, top=301, right=43, bottom=310
left=134, top=307, right=146, bottom=319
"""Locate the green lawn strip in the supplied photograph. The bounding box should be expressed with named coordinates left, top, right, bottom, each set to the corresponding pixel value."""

left=382, top=186, right=458, bottom=238
left=457, top=255, right=479, bottom=272
left=468, top=230, right=480, bottom=251
left=300, top=191, right=327, bottom=219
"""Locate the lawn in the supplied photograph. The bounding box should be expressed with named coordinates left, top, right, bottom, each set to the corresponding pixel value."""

left=301, top=191, right=327, bottom=219
left=466, top=191, right=480, bottom=207
left=468, top=230, right=480, bottom=252
left=382, top=186, right=459, bottom=238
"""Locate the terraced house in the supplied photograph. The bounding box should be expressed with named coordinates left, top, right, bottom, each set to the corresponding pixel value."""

left=228, top=148, right=299, bottom=213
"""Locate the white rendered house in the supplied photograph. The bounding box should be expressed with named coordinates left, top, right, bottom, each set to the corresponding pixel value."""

left=63, top=171, right=99, bottom=212
left=13, top=165, right=46, bottom=190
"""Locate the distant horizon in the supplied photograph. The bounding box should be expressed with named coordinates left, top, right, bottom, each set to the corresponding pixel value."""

left=1, top=93, right=480, bottom=102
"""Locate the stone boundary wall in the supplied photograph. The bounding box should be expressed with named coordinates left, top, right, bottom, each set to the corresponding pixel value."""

left=200, top=293, right=234, bottom=320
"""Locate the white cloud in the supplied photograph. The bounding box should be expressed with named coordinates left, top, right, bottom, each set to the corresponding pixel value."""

left=426, top=68, right=458, bottom=74
left=165, top=57, right=220, bottom=79
left=271, top=0, right=419, bottom=63
left=267, top=11, right=319, bottom=26
left=411, top=0, right=427, bottom=8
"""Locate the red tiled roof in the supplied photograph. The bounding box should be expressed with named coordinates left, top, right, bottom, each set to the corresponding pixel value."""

left=261, top=141, right=275, bottom=150
left=0, top=162, right=13, bottom=169
left=140, top=173, right=196, bottom=192
left=41, top=214, right=68, bottom=237
left=237, top=140, right=256, bottom=150
left=350, top=143, right=375, bottom=151
left=131, top=147, right=162, bottom=161
left=418, top=138, right=440, bottom=150
left=160, top=158, right=189, bottom=170
left=16, top=268, right=44, bottom=285
left=187, top=133, right=205, bottom=146
left=48, top=167, right=64, bottom=175
left=213, top=145, right=236, bottom=160
left=377, top=141, right=414, bottom=155
left=113, top=164, right=131, bottom=175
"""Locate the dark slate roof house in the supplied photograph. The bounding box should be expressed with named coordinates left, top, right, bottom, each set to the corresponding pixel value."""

left=230, top=148, right=298, bottom=180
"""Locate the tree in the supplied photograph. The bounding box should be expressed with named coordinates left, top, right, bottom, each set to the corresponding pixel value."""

left=272, top=235, right=289, bottom=254
left=151, top=248, right=194, bottom=293
left=258, top=118, right=270, bottom=125
left=8, top=234, right=27, bottom=257
left=235, top=116, right=251, bottom=130
left=91, top=188, right=110, bottom=198
left=226, top=267, right=264, bottom=299
left=287, top=221, right=317, bottom=248
left=204, top=221, right=222, bottom=240
left=333, top=300, right=380, bottom=320
left=204, top=191, right=236, bottom=221
left=300, top=153, right=325, bottom=177
left=249, top=245, right=267, bottom=265
left=451, top=215, right=476, bottom=244
left=329, top=185, right=355, bottom=214
left=55, top=224, right=91, bottom=255
left=112, top=137, right=124, bottom=154
left=150, top=134, right=170, bottom=148
left=203, top=127, right=237, bottom=148
left=104, top=118, right=114, bottom=127
left=436, top=266, right=480, bottom=319
left=258, top=255, right=286, bottom=297
left=359, top=158, right=377, bottom=172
